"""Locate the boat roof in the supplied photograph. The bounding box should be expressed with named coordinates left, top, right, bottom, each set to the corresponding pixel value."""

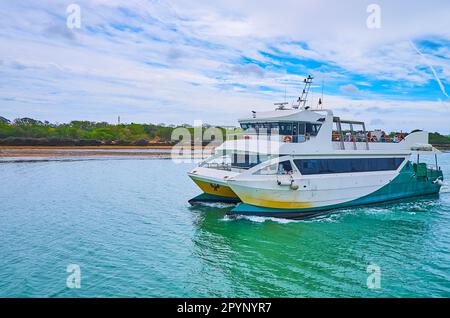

left=238, top=108, right=330, bottom=123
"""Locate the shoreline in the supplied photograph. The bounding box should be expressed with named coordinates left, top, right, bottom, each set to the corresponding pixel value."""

left=1, top=145, right=448, bottom=159
left=0, top=145, right=194, bottom=150
left=434, top=145, right=450, bottom=151
left=0, top=145, right=208, bottom=159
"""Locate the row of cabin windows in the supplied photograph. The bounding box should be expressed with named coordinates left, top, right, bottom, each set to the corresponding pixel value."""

left=240, top=122, right=322, bottom=136
left=254, top=158, right=404, bottom=175
left=293, top=158, right=404, bottom=175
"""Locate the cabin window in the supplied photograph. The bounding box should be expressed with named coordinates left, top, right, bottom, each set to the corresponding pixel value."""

left=269, top=123, right=279, bottom=134
left=306, top=123, right=322, bottom=136
left=293, top=158, right=404, bottom=175
left=292, top=123, right=298, bottom=135
left=260, top=123, right=272, bottom=135
left=280, top=122, right=321, bottom=137
left=200, top=151, right=278, bottom=170
left=279, top=123, right=293, bottom=135
left=279, top=161, right=293, bottom=174
left=298, top=123, right=306, bottom=135
left=241, top=122, right=321, bottom=137
left=240, top=122, right=258, bottom=131
left=254, top=160, right=293, bottom=175
left=232, top=153, right=255, bottom=168
left=229, top=152, right=273, bottom=169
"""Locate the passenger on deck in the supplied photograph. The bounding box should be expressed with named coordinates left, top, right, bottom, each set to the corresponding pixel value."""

left=356, top=132, right=365, bottom=142
left=345, top=132, right=352, bottom=142
left=332, top=133, right=340, bottom=141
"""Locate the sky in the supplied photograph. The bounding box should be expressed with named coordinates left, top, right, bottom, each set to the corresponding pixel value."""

left=0, top=0, right=450, bottom=133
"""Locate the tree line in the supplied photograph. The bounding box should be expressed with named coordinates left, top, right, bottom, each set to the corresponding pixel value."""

left=0, top=117, right=225, bottom=146
left=0, top=116, right=449, bottom=146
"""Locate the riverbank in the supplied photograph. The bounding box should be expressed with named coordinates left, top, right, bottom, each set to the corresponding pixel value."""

left=0, top=145, right=206, bottom=158
left=1, top=144, right=449, bottom=158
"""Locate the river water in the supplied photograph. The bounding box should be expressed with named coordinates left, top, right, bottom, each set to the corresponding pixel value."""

left=0, top=153, right=449, bottom=297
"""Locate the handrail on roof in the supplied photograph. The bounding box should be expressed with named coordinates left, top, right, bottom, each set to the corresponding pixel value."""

left=333, top=117, right=365, bottom=126
left=333, top=116, right=370, bottom=150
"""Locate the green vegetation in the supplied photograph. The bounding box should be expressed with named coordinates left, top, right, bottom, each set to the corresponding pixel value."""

left=0, top=117, right=232, bottom=146
left=0, top=116, right=449, bottom=146
left=429, top=132, right=450, bottom=145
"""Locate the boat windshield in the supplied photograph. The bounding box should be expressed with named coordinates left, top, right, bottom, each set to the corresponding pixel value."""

left=200, top=151, right=276, bottom=171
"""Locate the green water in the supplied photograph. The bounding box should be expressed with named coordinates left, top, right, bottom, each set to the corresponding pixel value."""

left=0, top=154, right=449, bottom=297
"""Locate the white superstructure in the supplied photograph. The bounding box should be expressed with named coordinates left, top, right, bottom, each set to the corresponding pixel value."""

left=188, top=76, right=443, bottom=218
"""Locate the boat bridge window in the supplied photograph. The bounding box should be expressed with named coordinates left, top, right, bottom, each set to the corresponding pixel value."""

left=240, top=121, right=322, bottom=140
left=279, top=123, right=293, bottom=135
left=240, top=122, right=279, bottom=132
left=254, top=160, right=293, bottom=175
left=294, top=158, right=404, bottom=175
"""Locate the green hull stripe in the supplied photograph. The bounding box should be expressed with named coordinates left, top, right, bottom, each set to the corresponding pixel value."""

left=231, top=162, right=443, bottom=215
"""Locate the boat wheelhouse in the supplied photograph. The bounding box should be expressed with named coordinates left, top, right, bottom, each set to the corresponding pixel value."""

left=188, top=76, right=444, bottom=218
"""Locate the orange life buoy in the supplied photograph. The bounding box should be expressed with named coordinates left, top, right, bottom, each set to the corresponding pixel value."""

left=283, top=135, right=293, bottom=143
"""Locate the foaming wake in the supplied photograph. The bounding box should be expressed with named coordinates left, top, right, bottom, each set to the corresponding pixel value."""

left=300, top=211, right=344, bottom=223
left=360, top=206, right=392, bottom=215
left=193, top=202, right=236, bottom=209
left=222, top=214, right=300, bottom=224
left=440, top=185, right=450, bottom=194
left=222, top=212, right=345, bottom=224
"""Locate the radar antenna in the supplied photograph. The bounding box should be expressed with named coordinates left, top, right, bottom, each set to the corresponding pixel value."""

left=274, top=102, right=289, bottom=110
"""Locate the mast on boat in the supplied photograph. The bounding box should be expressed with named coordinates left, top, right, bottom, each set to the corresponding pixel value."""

left=294, top=75, right=314, bottom=110
left=274, top=75, right=315, bottom=110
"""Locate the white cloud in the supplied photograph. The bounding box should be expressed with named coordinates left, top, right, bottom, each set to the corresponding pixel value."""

left=0, top=0, right=449, bottom=133
left=340, top=84, right=363, bottom=95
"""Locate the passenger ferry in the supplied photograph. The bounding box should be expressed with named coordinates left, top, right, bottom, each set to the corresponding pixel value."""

left=188, top=76, right=444, bottom=218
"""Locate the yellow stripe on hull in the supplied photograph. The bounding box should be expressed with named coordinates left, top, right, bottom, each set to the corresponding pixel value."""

left=233, top=191, right=313, bottom=209
left=191, top=178, right=239, bottom=198
left=239, top=196, right=313, bottom=209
